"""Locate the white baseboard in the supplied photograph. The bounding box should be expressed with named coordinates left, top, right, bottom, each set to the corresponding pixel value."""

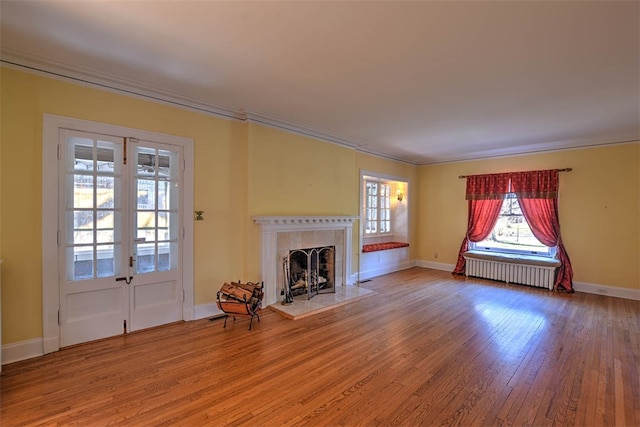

left=416, top=259, right=639, bottom=301
left=2, top=338, right=43, bottom=366
left=2, top=305, right=221, bottom=367
left=417, top=260, right=456, bottom=272
left=415, top=260, right=640, bottom=300
left=193, top=302, right=225, bottom=320
left=573, top=281, right=640, bottom=301
left=356, top=259, right=416, bottom=282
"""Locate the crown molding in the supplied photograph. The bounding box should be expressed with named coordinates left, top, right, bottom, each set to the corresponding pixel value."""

left=243, top=111, right=418, bottom=165
left=244, top=112, right=361, bottom=150
left=1, top=49, right=419, bottom=165
left=418, top=138, right=640, bottom=166
left=5, top=49, right=633, bottom=168
left=1, top=49, right=243, bottom=121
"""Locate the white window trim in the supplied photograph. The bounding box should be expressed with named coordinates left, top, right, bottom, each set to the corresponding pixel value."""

left=364, top=179, right=392, bottom=236
left=359, top=169, right=410, bottom=243
left=42, top=114, right=194, bottom=354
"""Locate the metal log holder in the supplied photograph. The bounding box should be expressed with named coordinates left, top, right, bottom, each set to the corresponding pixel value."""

left=214, top=280, right=264, bottom=330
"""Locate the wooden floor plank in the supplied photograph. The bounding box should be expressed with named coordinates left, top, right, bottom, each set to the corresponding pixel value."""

left=1, top=267, right=638, bottom=426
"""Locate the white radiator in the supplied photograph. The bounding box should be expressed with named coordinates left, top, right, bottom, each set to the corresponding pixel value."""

left=464, top=257, right=556, bottom=290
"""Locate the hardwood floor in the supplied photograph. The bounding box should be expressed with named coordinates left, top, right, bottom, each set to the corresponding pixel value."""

left=1, top=267, right=639, bottom=426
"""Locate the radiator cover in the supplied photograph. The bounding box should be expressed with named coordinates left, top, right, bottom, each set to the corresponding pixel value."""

left=464, top=257, right=557, bottom=290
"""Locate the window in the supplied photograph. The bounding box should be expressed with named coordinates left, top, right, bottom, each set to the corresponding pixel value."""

left=364, top=180, right=391, bottom=235
left=470, top=193, right=555, bottom=257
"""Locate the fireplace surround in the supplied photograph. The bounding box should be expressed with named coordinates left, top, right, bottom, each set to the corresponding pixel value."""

left=254, top=216, right=358, bottom=306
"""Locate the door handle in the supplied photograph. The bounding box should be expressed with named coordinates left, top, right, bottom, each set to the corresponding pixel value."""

left=116, top=276, right=133, bottom=284
left=129, top=256, right=135, bottom=267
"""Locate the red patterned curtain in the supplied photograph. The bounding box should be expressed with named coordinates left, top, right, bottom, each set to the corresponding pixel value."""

left=511, top=170, right=574, bottom=292
left=452, top=174, right=510, bottom=274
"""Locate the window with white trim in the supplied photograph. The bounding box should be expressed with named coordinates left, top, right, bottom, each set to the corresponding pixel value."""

left=470, top=193, right=555, bottom=257
left=364, top=180, right=391, bottom=235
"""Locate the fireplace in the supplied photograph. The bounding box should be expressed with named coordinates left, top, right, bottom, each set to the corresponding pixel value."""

left=254, top=216, right=358, bottom=306
left=285, top=245, right=335, bottom=300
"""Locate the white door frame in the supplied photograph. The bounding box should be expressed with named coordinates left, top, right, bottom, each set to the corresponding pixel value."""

left=42, top=114, right=195, bottom=354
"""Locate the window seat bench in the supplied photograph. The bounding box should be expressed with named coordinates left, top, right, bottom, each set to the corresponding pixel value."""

left=463, top=250, right=560, bottom=290
left=359, top=242, right=411, bottom=281
left=362, top=242, right=409, bottom=253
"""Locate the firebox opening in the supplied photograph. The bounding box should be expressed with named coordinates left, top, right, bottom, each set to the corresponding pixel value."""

left=286, top=246, right=335, bottom=300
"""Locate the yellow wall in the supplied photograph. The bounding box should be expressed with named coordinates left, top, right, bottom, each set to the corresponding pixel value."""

left=247, top=124, right=357, bottom=216
left=0, top=67, right=249, bottom=343
left=1, top=67, right=409, bottom=346
left=2, top=66, right=638, bottom=348
left=0, top=66, right=3, bottom=276
left=245, top=124, right=359, bottom=279
left=418, top=143, right=640, bottom=290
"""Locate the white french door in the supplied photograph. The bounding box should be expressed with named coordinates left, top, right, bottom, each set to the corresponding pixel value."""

left=128, top=141, right=183, bottom=331
left=59, top=129, right=184, bottom=347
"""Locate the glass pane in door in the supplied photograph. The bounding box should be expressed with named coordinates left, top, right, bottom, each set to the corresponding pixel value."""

left=65, top=135, right=123, bottom=281
left=134, top=146, right=180, bottom=274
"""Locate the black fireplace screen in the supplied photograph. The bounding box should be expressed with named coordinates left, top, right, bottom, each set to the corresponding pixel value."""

left=284, top=246, right=335, bottom=300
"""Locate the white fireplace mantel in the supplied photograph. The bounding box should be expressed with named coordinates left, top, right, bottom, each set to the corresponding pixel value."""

left=254, top=215, right=358, bottom=230
left=254, top=215, right=359, bottom=306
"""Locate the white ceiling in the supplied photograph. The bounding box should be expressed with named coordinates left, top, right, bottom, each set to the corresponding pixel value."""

left=2, top=1, right=638, bottom=165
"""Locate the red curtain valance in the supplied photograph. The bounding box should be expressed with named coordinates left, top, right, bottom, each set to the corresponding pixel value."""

left=465, top=169, right=560, bottom=200
left=510, top=169, right=559, bottom=199
left=465, top=173, right=510, bottom=200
